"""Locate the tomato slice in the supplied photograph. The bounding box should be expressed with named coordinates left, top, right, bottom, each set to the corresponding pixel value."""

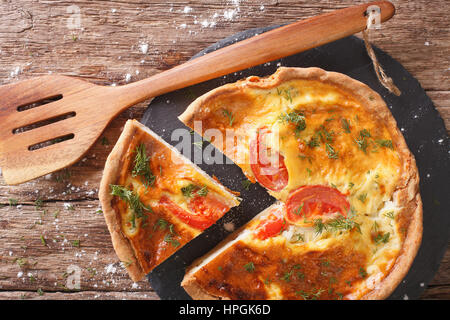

left=254, top=206, right=288, bottom=240
left=249, top=127, right=289, bottom=191
left=159, top=195, right=229, bottom=231
left=285, top=185, right=350, bottom=223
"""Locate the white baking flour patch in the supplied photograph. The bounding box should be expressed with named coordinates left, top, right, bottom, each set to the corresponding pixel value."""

left=139, top=43, right=149, bottom=54
left=105, top=263, right=117, bottom=274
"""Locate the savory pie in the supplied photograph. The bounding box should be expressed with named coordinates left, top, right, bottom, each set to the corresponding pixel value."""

left=99, top=120, right=240, bottom=281
left=179, top=67, right=422, bottom=299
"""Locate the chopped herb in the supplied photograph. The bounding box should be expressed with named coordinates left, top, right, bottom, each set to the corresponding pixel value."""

left=290, top=233, right=305, bottom=243
left=298, top=154, right=312, bottom=163
left=181, top=183, right=208, bottom=198
left=281, top=270, right=293, bottom=282
left=217, top=266, right=222, bottom=271
left=132, top=144, right=155, bottom=187
left=155, top=218, right=169, bottom=231
left=37, top=288, right=44, bottom=296
left=359, top=267, right=368, bottom=278
left=181, top=184, right=196, bottom=198
left=222, top=109, right=235, bottom=126
left=110, top=185, right=151, bottom=228
left=306, top=168, right=312, bottom=176
left=316, top=125, right=334, bottom=144
left=185, top=88, right=196, bottom=100
left=40, top=235, right=46, bottom=246
left=241, top=179, right=252, bottom=190
left=196, top=185, right=209, bottom=197
left=357, top=193, right=367, bottom=203
left=384, top=211, right=395, bottom=219
left=163, top=233, right=180, bottom=248
left=375, top=139, right=394, bottom=150
left=374, top=232, right=390, bottom=245
left=121, top=260, right=132, bottom=267
left=294, top=203, right=304, bottom=216
left=278, top=111, right=306, bottom=137
left=8, top=198, right=18, bottom=206
left=307, top=136, right=320, bottom=148
left=359, top=129, right=371, bottom=138
left=243, top=262, right=255, bottom=273
left=355, top=136, right=369, bottom=153
left=296, top=288, right=324, bottom=300
left=327, top=215, right=362, bottom=234
left=314, top=215, right=361, bottom=235
left=372, top=221, right=379, bottom=233
left=313, top=219, right=327, bottom=234
left=87, top=267, right=97, bottom=277
left=325, top=143, right=339, bottom=159
left=15, top=258, right=28, bottom=268
left=35, top=199, right=44, bottom=209
left=341, top=118, right=351, bottom=133
left=72, top=240, right=80, bottom=247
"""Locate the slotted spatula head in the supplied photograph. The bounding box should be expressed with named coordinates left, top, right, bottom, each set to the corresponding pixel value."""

left=0, top=75, right=123, bottom=185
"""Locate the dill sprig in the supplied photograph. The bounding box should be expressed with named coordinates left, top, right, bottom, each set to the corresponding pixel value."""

left=313, top=215, right=361, bottom=235
left=222, top=109, right=235, bottom=126
left=325, top=143, right=339, bottom=159
left=132, top=143, right=155, bottom=187
left=375, top=139, right=394, bottom=150
left=341, top=118, right=351, bottom=133
left=278, top=111, right=306, bottom=137
left=181, top=183, right=209, bottom=198
left=110, top=184, right=151, bottom=228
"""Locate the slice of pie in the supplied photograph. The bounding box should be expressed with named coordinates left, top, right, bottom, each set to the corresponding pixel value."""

left=179, top=67, right=422, bottom=299
left=99, top=120, right=240, bottom=281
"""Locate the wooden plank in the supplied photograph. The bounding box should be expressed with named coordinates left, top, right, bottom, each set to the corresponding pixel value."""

left=0, top=200, right=153, bottom=292
left=421, top=285, right=450, bottom=300
left=0, top=290, right=159, bottom=300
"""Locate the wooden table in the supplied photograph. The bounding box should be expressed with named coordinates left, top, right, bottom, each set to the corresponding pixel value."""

left=0, top=0, right=448, bottom=300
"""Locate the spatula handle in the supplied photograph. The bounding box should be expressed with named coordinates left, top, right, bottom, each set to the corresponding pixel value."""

left=121, top=1, right=394, bottom=106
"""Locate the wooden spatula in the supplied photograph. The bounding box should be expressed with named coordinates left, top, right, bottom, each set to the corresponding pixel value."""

left=0, top=1, right=394, bottom=185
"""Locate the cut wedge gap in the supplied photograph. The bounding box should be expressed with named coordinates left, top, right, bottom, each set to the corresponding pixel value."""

left=28, top=133, right=75, bottom=151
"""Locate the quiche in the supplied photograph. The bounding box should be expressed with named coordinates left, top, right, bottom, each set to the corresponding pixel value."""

left=99, top=120, right=240, bottom=282
left=179, top=67, right=422, bottom=299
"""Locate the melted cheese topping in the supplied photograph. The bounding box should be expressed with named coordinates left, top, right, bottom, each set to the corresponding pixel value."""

left=183, top=79, right=405, bottom=299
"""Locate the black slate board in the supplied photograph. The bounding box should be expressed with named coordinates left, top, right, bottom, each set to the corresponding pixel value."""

left=142, top=26, right=450, bottom=300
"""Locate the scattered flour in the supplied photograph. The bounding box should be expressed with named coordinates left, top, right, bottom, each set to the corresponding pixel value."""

left=139, top=43, right=149, bottom=54
left=105, top=263, right=117, bottom=274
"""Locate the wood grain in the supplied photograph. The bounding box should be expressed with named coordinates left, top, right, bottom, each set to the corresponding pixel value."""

left=0, top=0, right=448, bottom=300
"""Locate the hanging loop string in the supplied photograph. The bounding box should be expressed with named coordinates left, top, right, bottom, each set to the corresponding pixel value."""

left=363, top=10, right=401, bottom=96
